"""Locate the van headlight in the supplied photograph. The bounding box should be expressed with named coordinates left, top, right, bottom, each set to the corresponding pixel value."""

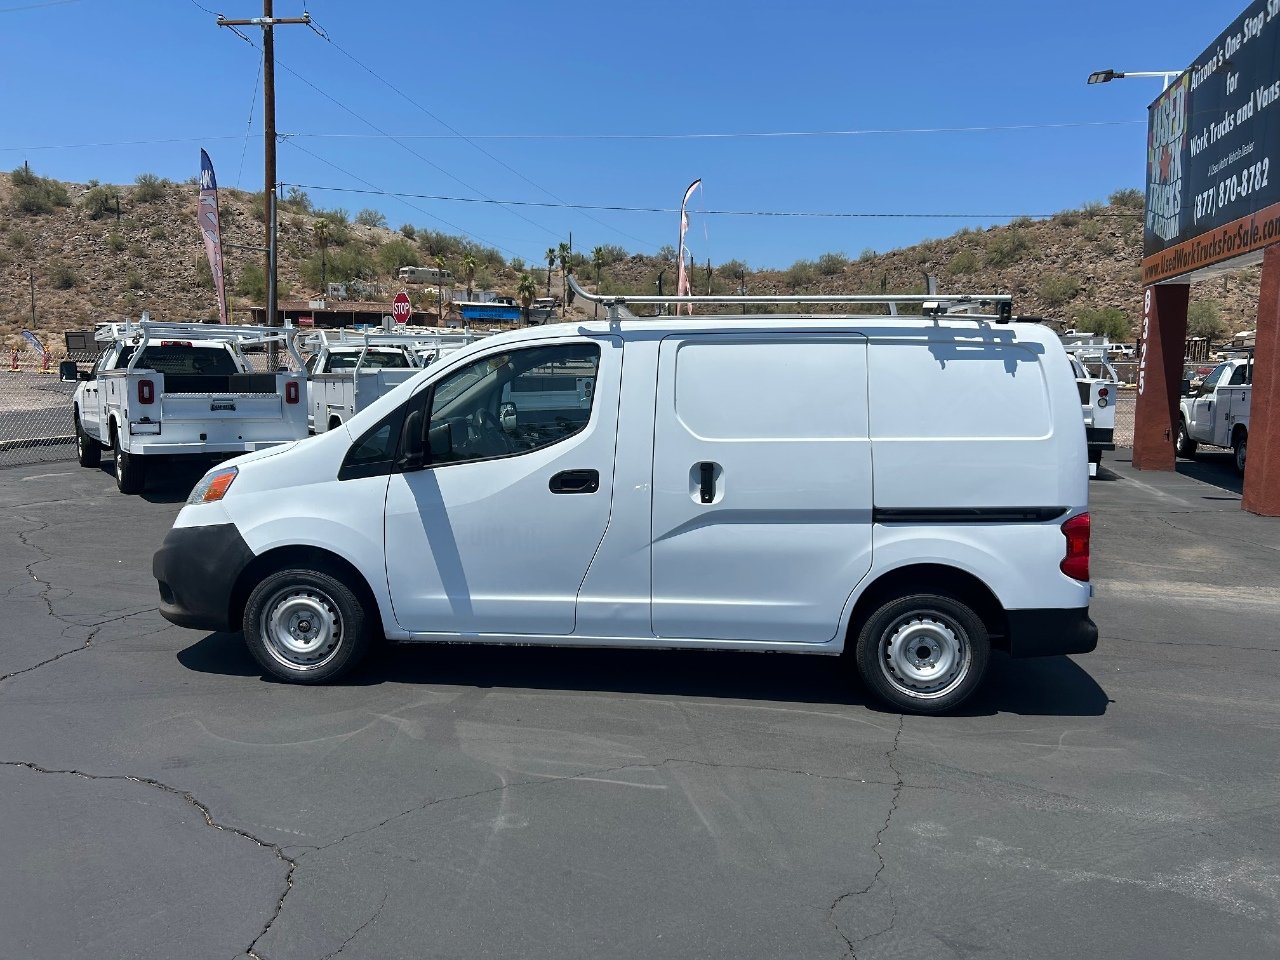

left=188, top=466, right=238, bottom=505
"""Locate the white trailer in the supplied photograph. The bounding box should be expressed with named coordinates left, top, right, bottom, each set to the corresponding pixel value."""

left=61, top=320, right=308, bottom=494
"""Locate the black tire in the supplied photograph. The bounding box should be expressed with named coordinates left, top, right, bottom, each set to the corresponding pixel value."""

left=242, top=567, right=372, bottom=684
left=1175, top=418, right=1198, bottom=459
left=112, top=430, right=146, bottom=494
left=74, top=411, right=101, bottom=468
left=1088, top=449, right=1102, bottom=465
left=853, top=593, right=991, bottom=715
left=1234, top=430, right=1247, bottom=476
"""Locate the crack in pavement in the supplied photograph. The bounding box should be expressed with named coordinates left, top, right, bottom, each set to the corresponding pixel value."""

left=0, top=761, right=296, bottom=959
left=1102, top=634, right=1280, bottom=654
left=3, top=515, right=159, bottom=684
left=827, top=714, right=904, bottom=959
left=318, top=891, right=389, bottom=960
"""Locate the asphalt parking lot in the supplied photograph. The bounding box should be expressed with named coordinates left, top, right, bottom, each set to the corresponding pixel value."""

left=1, top=451, right=1277, bottom=960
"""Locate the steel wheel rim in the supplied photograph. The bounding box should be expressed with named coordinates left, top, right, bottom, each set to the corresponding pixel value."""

left=115, top=443, right=123, bottom=480
left=878, top=611, right=971, bottom=700
left=1237, top=439, right=1247, bottom=472
left=77, top=431, right=85, bottom=459
left=260, top=586, right=344, bottom=671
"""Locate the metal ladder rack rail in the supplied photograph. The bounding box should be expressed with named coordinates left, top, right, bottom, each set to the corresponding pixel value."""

left=95, top=318, right=307, bottom=373
left=566, top=275, right=1015, bottom=322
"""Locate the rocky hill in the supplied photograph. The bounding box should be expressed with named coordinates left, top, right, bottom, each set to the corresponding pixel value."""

left=0, top=168, right=1262, bottom=355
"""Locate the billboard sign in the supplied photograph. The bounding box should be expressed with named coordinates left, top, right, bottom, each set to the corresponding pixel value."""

left=1143, top=0, right=1280, bottom=284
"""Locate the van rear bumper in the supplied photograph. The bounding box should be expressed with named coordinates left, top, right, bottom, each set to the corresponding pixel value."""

left=1085, top=427, right=1115, bottom=452
left=153, top=523, right=254, bottom=632
left=1005, top=607, right=1098, bottom=658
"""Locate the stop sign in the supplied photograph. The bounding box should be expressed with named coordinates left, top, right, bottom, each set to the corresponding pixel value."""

left=391, top=291, right=412, bottom=324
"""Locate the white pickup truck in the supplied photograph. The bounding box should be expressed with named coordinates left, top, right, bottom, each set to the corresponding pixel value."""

left=305, top=335, right=422, bottom=434
left=1176, top=356, right=1251, bottom=474
left=61, top=321, right=308, bottom=494
left=1064, top=347, right=1120, bottom=475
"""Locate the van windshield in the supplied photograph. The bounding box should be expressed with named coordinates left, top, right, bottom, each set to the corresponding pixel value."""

left=119, top=345, right=239, bottom=376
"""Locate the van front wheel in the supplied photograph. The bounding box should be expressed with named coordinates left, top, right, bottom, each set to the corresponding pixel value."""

left=242, top=568, right=371, bottom=684
left=854, top=594, right=990, bottom=715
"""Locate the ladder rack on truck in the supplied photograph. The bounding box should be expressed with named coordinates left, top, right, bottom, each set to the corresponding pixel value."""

left=63, top=317, right=309, bottom=494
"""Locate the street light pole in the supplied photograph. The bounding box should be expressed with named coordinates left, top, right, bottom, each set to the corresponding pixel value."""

left=1087, top=69, right=1181, bottom=90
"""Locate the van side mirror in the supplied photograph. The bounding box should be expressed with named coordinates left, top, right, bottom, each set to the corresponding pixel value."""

left=59, top=360, right=81, bottom=383
left=427, top=420, right=454, bottom=460
left=1180, top=378, right=1192, bottom=397
left=397, top=410, right=425, bottom=471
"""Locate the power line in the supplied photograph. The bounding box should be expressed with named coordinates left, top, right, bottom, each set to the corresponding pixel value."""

left=303, top=16, right=655, bottom=251
left=234, top=53, right=263, bottom=188
left=218, top=23, right=563, bottom=243
left=281, top=181, right=1145, bottom=220
left=0, top=0, right=81, bottom=11
left=281, top=139, right=524, bottom=258
left=0, top=118, right=1146, bottom=153
left=280, top=119, right=1146, bottom=141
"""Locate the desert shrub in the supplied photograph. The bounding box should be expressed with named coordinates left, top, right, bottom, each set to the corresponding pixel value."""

left=816, top=251, right=847, bottom=275
left=82, top=184, right=119, bottom=220
left=785, top=259, right=816, bottom=287
left=301, top=245, right=375, bottom=289
left=11, top=165, right=39, bottom=188
left=49, top=262, right=78, bottom=289
left=1074, top=306, right=1130, bottom=340
left=1109, top=188, right=1144, bottom=209
left=1081, top=201, right=1104, bottom=218
left=946, top=249, right=979, bottom=275
left=149, top=225, right=167, bottom=241
left=126, top=269, right=144, bottom=290
left=8, top=229, right=29, bottom=250
left=133, top=173, right=169, bottom=203
left=11, top=166, right=69, bottom=214
left=129, top=244, right=148, bottom=259
left=984, top=229, right=1034, bottom=267
left=1054, top=210, right=1081, bottom=227
left=375, top=238, right=421, bottom=274
left=1010, top=216, right=1034, bottom=228
left=355, top=208, right=387, bottom=228
left=283, top=187, right=312, bottom=213
left=236, top=263, right=267, bottom=300
left=195, top=256, right=214, bottom=289
left=595, top=244, right=628, bottom=266
left=107, top=233, right=125, bottom=253
left=1080, top=219, right=1103, bottom=241
left=1036, top=273, right=1080, bottom=307
left=399, top=223, right=416, bottom=240
left=1187, top=300, right=1226, bottom=340
left=859, top=248, right=877, bottom=262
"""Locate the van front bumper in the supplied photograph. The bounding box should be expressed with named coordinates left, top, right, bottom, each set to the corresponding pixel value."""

left=1005, top=607, right=1098, bottom=658
left=153, top=523, right=254, bottom=632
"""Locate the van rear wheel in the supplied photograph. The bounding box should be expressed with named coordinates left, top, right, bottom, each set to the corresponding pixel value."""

left=242, top=568, right=371, bottom=684
left=854, top=593, right=990, bottom=715
left=1234, top=431, right=1247, bottom=475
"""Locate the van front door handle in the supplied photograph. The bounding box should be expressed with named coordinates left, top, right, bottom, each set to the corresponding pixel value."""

left=549, top=469, right=599, bottom=494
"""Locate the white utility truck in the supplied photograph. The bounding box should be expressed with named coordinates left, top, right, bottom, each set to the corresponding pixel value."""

left=1063, top=343, right=1120, bottom=476
left=304, top=332, right=423, bottom=434
left=155, top=284, right=1096, bottom=714
left=1176, top=356, right=1251, bottom=474
left=61, top=320, right=307, bottom=494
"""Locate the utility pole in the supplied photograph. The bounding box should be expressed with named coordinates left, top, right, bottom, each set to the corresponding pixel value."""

left=216, top=2, right=310, bottom=363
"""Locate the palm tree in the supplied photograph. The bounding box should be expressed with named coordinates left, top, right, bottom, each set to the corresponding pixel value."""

left=544, top=247, right=556, bottom=295
left=516, top=273, right=538, bottom=325
left=461, top=253, right=477, bottom=303
left=557, top=242, right=571, bottom=312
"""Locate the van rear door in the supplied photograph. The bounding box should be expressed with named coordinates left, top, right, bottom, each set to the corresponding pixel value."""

left=649, top=334, right=873, bottom=643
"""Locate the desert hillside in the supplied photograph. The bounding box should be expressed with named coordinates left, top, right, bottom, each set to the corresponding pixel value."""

left=0, top=168, right=1260, bottom=353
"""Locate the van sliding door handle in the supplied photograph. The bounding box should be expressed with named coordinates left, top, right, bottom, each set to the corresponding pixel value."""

left=549, top=469, right=599, bottom=494
left=699, top=462, right=716, bottom=503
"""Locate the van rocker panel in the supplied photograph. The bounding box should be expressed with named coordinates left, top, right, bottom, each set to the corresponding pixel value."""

left=153, top=523, right=254, bottom=632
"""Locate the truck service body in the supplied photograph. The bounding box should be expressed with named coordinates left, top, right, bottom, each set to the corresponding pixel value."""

left=155, top=287, right=1096, bottom=714
left=1177, top=356, right=1251, bottom=473
left=63, top=321, right=307, bottom=494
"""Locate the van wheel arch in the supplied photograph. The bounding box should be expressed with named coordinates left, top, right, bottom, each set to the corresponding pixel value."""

left=328, top=415, right=343, bottom=431
left=847, top=564, right=1008, bottom=652
left=229, top=545, right=383, bottom=638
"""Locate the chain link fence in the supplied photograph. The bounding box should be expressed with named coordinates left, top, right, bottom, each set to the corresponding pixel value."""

left=0, top=367, right=78, bottom=468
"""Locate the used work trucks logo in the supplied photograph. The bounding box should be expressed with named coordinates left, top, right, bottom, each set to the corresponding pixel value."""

left=1147, top=76, right=1189, bottom=243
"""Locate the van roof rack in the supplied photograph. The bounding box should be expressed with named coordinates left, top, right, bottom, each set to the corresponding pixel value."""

left=93, top=316, right=308, bottom=372
left=567, top=275, right=1015, bottom=323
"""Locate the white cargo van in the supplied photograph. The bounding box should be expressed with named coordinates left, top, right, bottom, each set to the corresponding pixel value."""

left=154, top=287, right=1096, bottom=714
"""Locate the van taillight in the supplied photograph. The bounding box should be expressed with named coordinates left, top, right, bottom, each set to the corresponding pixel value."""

left=285, top=380, right=299, bottom=404
left=1060, top=513, right=1090, bottom=581
left=137, top=379, right=155, bottom=404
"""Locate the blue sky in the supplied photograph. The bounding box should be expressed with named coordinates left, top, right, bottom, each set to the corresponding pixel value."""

left=0, top=0, right=1238, bottom=268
